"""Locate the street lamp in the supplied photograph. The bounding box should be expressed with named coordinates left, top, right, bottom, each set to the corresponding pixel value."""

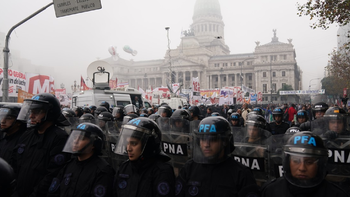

left=71, top=80, right=80, bottom=93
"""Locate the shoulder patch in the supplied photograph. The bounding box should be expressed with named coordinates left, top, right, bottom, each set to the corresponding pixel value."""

left=54, top=154, right=66, bottom=165
left=48, top=178, right=60, bottom=193
left=157, top=182, right=170, bottom=196
left=175, top=180, right=182, bottom=196
left=94, top=185, right=106, bottom=197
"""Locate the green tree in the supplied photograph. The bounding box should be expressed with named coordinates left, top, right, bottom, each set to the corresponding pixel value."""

left=321, top=76, right=344, bottom=96
left=297, top=0, right=350, bottom=30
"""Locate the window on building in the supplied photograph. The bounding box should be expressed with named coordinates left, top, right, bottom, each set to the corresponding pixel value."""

left=248, top=75, right=252, bottom=80
left=247, top=61, right=252, bottom=65
left=209, top=24, right=212, bottom=31
left=234, top=62, right=236, bottom=66
left=282, top=71, right=286, bottom=76
left=205, top=24, right=207, bottom=31
left=272, top=83, right=276, bottom=93
left=263, top=84, right=267, bottom=93
left=263, top=72, right=266, bottom=77
left=223, top=77, right=226, bottom=82
left=249, top=85, right=252, bottom=89
left=270, top=55, right=277, bottom=61
left=223, top=63, right=228, bottom=67
left=239, top=62, right=243, bottom=66
left=201, top=25, right=203, bottom=32
left=280, top=54, right=287, bottom=60
left=282, top=83, right=286, bottom=89
left=215, top=77, right=218, bottom=82
left=231, top=76, right=235, bottom=81
left=273, top=72, right=276, bottom=77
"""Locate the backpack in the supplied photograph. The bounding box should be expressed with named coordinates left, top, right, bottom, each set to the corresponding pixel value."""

left=283, top=108, right=289, bottom=121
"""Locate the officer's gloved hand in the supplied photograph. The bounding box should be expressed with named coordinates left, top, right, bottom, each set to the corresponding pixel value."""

left=323, top=130, right=338, bottom=140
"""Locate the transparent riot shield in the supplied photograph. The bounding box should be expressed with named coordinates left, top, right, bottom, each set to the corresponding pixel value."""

left=156, top=117, right=170, bottom=133
left=231, top=126, right=244, bottom=143
left=189, top=120, right=201, bottom=133
left=266, top=134, right=285, bottom=181
left=231, top=126, right=270, bottom=186
left=323, top=136, right=350, bottom=193
left=105, top=121, right=123, bottom=171
left=161, top=118, right=192, bottom=176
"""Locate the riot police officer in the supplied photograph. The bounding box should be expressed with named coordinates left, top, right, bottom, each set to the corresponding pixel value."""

left=158, top=105, right=173, bottom=118
left=169, top=109, right=190, bottom=133
left=113, top=117, right=175, bottom=197
left=312, top=102, right=329, bottom=120
left=269, top=107, right=290, bottom=135
left=252, top=107, right=265, bottom=116
left=97, top=112, right=115, bottom=133
left=0, top=104, right=26, bottom=163
left=89, top=105, right=97, bottom=115
left=292, top=109, right=309, bottom=127
left=73, top=106, right=84, bottom=118
left=188, top=106, right=202, bottom=121
left=82, top=106, right=91, bottom=114
left=176, top=116, right=258, bottom=196
left=100, top=101, right=111, bottom=112
left=242, top=114, right=271, bottom=145
left=13, top=93, right=71, bottom=196
left=94, top=106, right=108, bottom=118
left=261, top=131, right=348, bottom=197
left=322, top=106, right=350, bottom=139
left=79, top=113, right=96, bottom=124
left=124, top=104, right=138, bottom=115
left=48, top=123, right=115, bottom=196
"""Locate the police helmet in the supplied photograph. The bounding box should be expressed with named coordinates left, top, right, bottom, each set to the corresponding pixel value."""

left=17, top=93, right=62, bottom=127
left=171, top=109, right=190, bottom=120
left=283, top=131, right=328, bottom=188
left=147, top=108, right=154, bottom=115
left=62, top=108, right=76, bottom=118
left=158, top=105, right=172, bottom=117
left=115, top=117, right=169, bottom=161
left=211, top=112, right=220, bottom=116
left=0, top=104, right=22, bottom=132
left=122, top=113, right=139, bottom=124
left=296, top=110, right=308, bottom=122
left=140, top=113, right=149, bottom=117
left=323, top=107, right=349, bottom=135
left=227, top=109, right=234, bottom=117
left=94, top=106, right=108, bottom=116
left=252, top=107, right=264, bottom=116
left=124, top=104, right=137, bottom=115
left=188, top=106, right=201, bottom=117
left=83, top=107, right=91, bottom=114
left=0, top=158, right=15, bottom=196
left=312, top=102, right=328, bottom=112
left=246, top=114, right=267, bottom=129
left=229, top=112, right=241, bottom=121
left=73, top=106, right=84, bottom=117
left=272, top=107, right=284, bottom=115
left=79, top=113, right=96, bottom=124
left=99, top=101, right=110, bottom=111
left=149, top=114, right=160, bottom=122
left=193, top=116, right=233, bottom=164
left=63, top=123, right=104, bottom=155
left=89, top=105, right=97, bottom=111
left=97, top=112, right=114, bottom=121
left=112, top=106, right=125, bottom=121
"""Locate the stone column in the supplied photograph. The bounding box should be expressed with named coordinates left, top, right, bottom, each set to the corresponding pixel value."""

left=218, top=74, right=221, bottom=89
left=226, top=74, right=228, bottom=87
left=208, top=75, right=211, bottom=89
left=190, top=71, right=193, bottom=87
left=176, top=72, right=179, bottom=83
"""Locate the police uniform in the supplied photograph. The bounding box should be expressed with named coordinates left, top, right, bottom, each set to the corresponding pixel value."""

left=262, top=177, right=349, bottom=197
left=114, top=158, right=175, bottom=197
left=113, top=117, right=175, bottom=197
left=47, top=155, right=114, bottom=197
left=0, top=125, right=26, bottom=163
left=12, top=126, right=70, bottom=197
left=269, top=121, right=290, bottom=135
left=176, top=157, right=257, bottom=197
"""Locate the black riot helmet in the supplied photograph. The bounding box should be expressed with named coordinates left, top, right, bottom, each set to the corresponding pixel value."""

left=211, top=112, right=220, bottom=116
left=229, top=112, right=241, bottom=121
left=94, top=106, right=108, bottom=117
left=0, top=158, right=15, bottom=197
left=0, top=104, right=22, bottom=133
left=139, top=113, right=149, bottom=117
left=149, top=114, right=160, bottom=122
left=99, top=101, right=110, bottom=111
left=89, top=105, right=97, bottom=113
left=17, top=93, right=62, bottom=127
left=122, top=113, right=139, bottom=124
left=246, top=113, right=267, bottom=129
left=79, top=113, right=96, bottom=124
left=283, top=131, right=328, bottom=188
left=188, top=106, right=201, bottom=116
left=272, top=107, right=283, bottom=123
left=323, top=107, right=349, bottom=135
left=296, top=110, right=308, bottom=123
left=171, top=109, right=190, bottom=120
left=62, top=108, right=76, bottom=118
left=97, top=112, right=114, bottom=121
left=115, top=117, right=169, bottom=161
left=112, top=106, right=125, bottom=121
left=73, top=106, right=84, bottom=117
left=227, top=109, right=234, bottom=118
left=193, top=116, right=233, bottom=164
left=83, top=107, right=91, bottom=114
left=63, top=123, right=104, bottom=155
left=252, top=107, right=264, bottom=116
left=312, top=102, right=328, bottom=112
left=124, top=104, right=137, bottom=115
left=147, top=108, right=154, bottom=115
left=158, top=105, right=172, bottom=117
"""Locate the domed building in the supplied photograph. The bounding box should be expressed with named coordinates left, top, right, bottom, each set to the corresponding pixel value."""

left=104, top=0, right=302, bottom=103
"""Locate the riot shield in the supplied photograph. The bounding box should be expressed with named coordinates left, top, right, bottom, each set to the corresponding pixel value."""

left=63, top=117, right=79, bottom=134
left=231, top=126, right=270, bottom=186
left=323, top=136, right=350, bottom=193
left=189, top=120, right=201, bottom=133
left=156, top=117, right=170, bottom=133
left=231, top=126, right=244, bottom=143
left=105, top=121, right=124, bottom=171
left=266, top=134, right=285, bottom=181
left=161, top=118, right=192, bottom=176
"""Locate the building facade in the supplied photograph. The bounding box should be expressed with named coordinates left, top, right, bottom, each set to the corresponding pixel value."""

left=104, top=0, right=302, bottom=103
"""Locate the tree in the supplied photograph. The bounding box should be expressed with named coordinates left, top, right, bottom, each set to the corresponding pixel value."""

left=321, top=76, right=344, bottom=96
left=326, top=47, right=350, bottom=89
left=297, top=0, right=350, bottom=30
left=278, top=84, right=294, bottom=101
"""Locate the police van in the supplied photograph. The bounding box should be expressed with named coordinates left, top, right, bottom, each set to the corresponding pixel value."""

left=71, top=61, right=151, bottom=109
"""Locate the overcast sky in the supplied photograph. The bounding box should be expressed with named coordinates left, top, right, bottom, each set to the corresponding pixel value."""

left=0, top=0, right=339, bottom=92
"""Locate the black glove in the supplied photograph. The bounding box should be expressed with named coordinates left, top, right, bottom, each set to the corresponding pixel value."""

left=323, top=130, right=338, bottom=140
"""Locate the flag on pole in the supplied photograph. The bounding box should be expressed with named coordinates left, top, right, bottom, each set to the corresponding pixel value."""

left=80, top=76, right=91, bottom=91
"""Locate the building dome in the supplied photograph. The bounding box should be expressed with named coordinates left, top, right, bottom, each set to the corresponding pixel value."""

left=193, top=0, right=222, bottom=20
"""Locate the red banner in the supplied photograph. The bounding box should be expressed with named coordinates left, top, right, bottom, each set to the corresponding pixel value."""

left=81, top=76, right=91, bottom=91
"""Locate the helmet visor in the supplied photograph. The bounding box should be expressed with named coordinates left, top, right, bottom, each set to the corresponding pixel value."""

left=17, top=100, right=49, bottom=127
left=283, top=152, right=327, bottom=188
left=62, top=130, right=95, bottom=154
left=193, top=133, right=230, bottom=164
left=0, top=108, right=17, bottom=131
left=114, top=125, right=150, bottom=157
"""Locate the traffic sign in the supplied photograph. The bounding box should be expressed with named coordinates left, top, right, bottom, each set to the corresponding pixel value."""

left=53, top=0, right=102, bottom=18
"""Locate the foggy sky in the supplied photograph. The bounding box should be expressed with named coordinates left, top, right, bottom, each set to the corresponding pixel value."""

left=0, top=0, right=339, bottom=93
